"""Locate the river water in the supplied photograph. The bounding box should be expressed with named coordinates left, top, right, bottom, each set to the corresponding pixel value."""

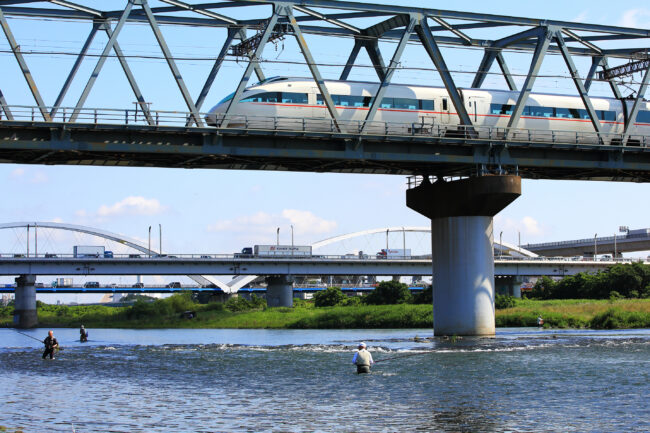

left=1, top=327, right=649, bottom=432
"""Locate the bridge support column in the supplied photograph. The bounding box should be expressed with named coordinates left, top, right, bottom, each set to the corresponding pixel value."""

left=407, top=176, right=521, bottom=336
left=14, top=274, right=38, bottom=328
left=266, top=275, right=294, bottom=307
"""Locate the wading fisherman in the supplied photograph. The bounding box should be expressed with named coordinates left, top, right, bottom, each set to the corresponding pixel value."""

left=42, top=330, right=59, bottom=360
left=352, top=342, right=374, bottom=374
left=80, top=325, right=88, bottom=342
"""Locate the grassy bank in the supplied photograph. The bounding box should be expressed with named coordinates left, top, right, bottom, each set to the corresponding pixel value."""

left=2, top=297, right=650, bottom=329
left=496, top=298, right=650, bottom=329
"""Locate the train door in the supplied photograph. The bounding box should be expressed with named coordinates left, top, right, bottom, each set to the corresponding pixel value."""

left=440, top=97, right=450, bottom=123
left=466, top=96, right=486, bottom=126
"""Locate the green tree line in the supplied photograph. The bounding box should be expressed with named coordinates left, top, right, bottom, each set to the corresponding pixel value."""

left=529, top=263, right=650, bottom=300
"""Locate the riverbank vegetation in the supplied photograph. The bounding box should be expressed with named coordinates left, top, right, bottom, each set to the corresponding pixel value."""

left=1, top=272, right=650, bottom=329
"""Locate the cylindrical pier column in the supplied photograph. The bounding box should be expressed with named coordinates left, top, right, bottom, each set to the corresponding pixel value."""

left=14, top=274, right=38, bottom=328
left=407, top=175, right=521, bottom=336
left=266, top=275, right=294, bottom=307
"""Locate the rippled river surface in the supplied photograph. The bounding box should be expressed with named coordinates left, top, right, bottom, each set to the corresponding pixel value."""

left=1, top=327, right=649, bottom=432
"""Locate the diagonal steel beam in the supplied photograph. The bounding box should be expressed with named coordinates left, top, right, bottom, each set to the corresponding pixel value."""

left=495, top=51, right=517, bottom=91
left=0, top=8, right=50, bottom=121
left=237, top=28, right=266, bottom=82
left=361, top=16, right=416, bottom=133
left=220, top=13, right=279, bottom=128
left=293, top=5, right=360, bottom=33
left=622, top=66, right=650, bottom=144
left=554, top=28, right=601, bottom=134
left=600, top=57, right=625, bottom=100
left=472, top=50, right=497, bottom=88
left=48, top=0, right=102, bottom=17
left=0, top=88, right=13, bottom=120
left=50, top=21, right=100, bottom=118
left=287, top=6, right=341, bottom=130
left=103, top=21, right=154, bottom=125
left=584, top=56, right=603, bottom=93
left=158, top=0, right=238, bottom=24
left=415, top=17, right=473, bottom=128
left=339, top=39, right=362, bottom=80
left=140, top=0, right=202, bottom=126
left=363, top=40, right=387, bottom=81
left=70, top=1, right=134, bottom=122
left=429, top=16, right=472, bottom=45
left=506, top=27, right=551, bottom=132
left=194, top=27, right=237, bottom=112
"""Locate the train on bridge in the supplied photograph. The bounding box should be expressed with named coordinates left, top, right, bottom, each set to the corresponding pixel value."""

left=207, top=77, right=650, bottom=143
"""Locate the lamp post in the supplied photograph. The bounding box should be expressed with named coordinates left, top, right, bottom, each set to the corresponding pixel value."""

left=594, top=233, right=597, bottom=259
left=402, top=227, right=406, bottom=258
left=518, top=231, right=521, bottom=250
left=159, top=224, right=162, bottom=254
left=276, top=227, right=280, bottom=246
left=499, top=231, right=503, bottom=259
left=148, top=226, right=152, bottom=257
left=291, top=225, right=294, bottom=257
left=386, top=229, right=389, bottom=250
left=614, top=233, right=617, bottom=259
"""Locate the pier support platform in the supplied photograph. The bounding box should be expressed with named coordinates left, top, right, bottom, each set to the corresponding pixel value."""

left=407, top=175, right=521, bottom=336
left=14, top=274, right=38, bottom=328
left=266, top=275, right=294, bottom=307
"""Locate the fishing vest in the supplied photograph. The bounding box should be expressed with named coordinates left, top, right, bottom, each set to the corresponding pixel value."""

left=355, top=350, right=371, bottom=366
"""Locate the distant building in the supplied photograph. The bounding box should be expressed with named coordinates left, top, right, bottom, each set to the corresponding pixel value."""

left=1, top=294, right=13, bottom=306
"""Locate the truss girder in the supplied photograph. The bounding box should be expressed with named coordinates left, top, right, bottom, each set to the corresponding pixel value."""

left=506, top=28, right=552, bottom=133
left=287, top=6, right=342, bottom=131
left=622, top=66, right=650, bottom=144
left=70, top=1, right=135, bottom=122
left=194, top=27, right=238, bottom=113
left=220, top=13, right=280, bottom=127
left=553, top=28, right=602, bottom=134
left=415, top=18, right=474, bottom=128
left=140, top=0, right=202, bottom=126
left=339, top=39, right=362, bottom=80
left=0, top=7, right=50, bottom=121
left=361, top=15, right=416, bottom=133
left=0, top=89, right=13, bottom=120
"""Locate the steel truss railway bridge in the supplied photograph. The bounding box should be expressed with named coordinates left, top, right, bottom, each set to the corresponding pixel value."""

left=1, top=0, right=650, bottom=334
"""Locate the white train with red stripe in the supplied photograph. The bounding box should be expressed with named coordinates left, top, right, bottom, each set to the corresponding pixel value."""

left=206, top=76, right=650, bottom=142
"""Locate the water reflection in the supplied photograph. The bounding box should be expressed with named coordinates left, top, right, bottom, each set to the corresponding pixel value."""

left=0, top=328, right=648, bottom=432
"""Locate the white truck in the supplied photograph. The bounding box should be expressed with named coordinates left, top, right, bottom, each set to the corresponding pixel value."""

left=55, top=278, right=73, bottom=287
left=376, top=248, right=411, bottom=259
left=73, top=245, right=105, bottom=258
left=253, top=245, right=312, bottom=257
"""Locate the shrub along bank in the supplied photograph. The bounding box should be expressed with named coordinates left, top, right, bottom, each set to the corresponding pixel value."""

left=2, top=293, right=650, bottom=330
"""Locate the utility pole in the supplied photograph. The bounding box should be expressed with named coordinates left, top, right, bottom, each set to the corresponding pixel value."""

left=148, top=226, right=152, bottom=257
left=159, top=224, right=162, bottom=254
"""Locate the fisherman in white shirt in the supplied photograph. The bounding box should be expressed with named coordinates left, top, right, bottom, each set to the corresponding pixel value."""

left=352, top=342, right=374, bottom=374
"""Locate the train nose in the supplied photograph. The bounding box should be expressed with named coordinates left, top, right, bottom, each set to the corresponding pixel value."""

left=205, top=103, right=224, bottom=126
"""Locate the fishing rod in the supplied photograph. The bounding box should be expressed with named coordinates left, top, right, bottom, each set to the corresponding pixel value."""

left=13, top=329, right=43, bottom=343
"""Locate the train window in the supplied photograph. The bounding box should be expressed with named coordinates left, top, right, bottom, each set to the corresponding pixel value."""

left=281, top=92, right=308, bottom=104
left=419, top=100, right=434, bottom=110
left=380, top=97, right=394, bottom=108
left=529, top=106, right=554, bottom=118
left=490, top=104, right=513, bottom=115
left=599, top=110, right=617, bottom=121
left=637, top=110, right=650, bottom=123
left=393, top=98, right=418, bottom=110
left=442, top=98, right=448, bottom=111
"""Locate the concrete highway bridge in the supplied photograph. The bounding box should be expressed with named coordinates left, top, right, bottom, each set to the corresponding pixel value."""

left=1, top=0, right=650, bottom=335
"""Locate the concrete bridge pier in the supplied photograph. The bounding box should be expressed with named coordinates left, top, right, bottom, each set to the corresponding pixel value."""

left=14, top=274, right=38, bottom=328
left=407, top=176, right=521, bottom=336
left=266, top=275, right=294, bottom=307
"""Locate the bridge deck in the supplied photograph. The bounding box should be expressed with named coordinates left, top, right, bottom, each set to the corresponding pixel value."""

left=2, top=114, right=650, bottom=181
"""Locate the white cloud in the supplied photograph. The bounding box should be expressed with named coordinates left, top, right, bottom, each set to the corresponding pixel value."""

left=572, top=11, right=589, bottom=23
left=96, top=196, right=166, bottom=217
left=618, top=8, right=650, bottom=28
left=30, top=171, right=48, bottom=184
left=208, top=209, right=337, bottom=240
left=10, top=168, right=25, bottom=178
left=495, top=215, right=545, bottom=243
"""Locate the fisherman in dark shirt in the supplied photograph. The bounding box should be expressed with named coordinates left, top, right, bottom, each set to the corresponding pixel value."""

left=42, top=330, right=59, bottom=359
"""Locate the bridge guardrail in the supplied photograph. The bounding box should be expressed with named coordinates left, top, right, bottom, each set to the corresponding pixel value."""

left=1, top=105, right=648, bottom=148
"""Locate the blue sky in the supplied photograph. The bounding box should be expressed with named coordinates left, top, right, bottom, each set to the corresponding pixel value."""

left=1, top=0, right=650, bottom=291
